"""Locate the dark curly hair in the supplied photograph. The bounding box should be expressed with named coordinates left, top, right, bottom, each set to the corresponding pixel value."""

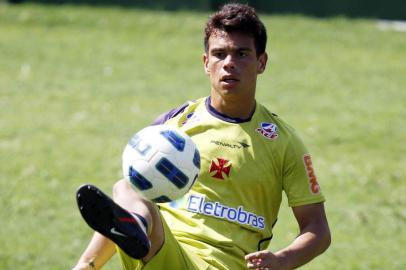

left=204, top=3, right=267, bottom=56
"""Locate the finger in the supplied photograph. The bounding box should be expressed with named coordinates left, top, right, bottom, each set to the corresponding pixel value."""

left=245, top=257, right=261, bottom=264
left=245, top=252, right=260, bottom=260
left=246, top=261, right=258, bottom=269
left=247, top=259, right=267, bottom=269
left=245, top=249, right=271, bottom=260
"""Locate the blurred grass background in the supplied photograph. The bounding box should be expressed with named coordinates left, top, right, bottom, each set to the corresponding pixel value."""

left=0, top=2, right=405, bottom=269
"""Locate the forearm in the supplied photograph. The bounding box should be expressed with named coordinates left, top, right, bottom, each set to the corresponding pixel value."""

left=74, top=232, right=116, bottom=270
left=275, top=226, right=331, bottom=269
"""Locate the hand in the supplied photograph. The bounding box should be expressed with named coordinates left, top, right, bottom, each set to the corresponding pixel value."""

left=71, top=261, right=95, bottom=270
left=245, top=250, right=286, bottom=270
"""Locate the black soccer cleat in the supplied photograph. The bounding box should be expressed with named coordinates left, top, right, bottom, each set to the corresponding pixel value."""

left=76, top=184, right=150, bottom=259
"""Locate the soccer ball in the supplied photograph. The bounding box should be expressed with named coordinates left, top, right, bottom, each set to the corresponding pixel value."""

left=122, top=124, right=200, bottom=203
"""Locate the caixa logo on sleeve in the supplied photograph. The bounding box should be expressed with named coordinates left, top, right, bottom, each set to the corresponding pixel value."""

left=303, top=154, right=321, bottom=194
left=256, top=122, right=279, bottom=140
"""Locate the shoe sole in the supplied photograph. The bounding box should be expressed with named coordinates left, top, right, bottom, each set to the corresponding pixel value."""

left=76, top=184, right=150, bottom=259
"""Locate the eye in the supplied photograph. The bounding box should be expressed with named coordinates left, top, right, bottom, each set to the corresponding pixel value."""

left=213, top=52, right=225, bottom=58
left=238, top=51, right=248, bottom=57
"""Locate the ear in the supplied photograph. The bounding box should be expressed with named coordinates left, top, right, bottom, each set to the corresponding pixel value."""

left=203, top=53, right=210, bottom=75
left=257, top=52, right=268, bottom=74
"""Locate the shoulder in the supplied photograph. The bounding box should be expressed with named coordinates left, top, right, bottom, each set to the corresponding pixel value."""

left=152, top=98, right=205, bottom=125
left=256, top=103, right=299, bottom=140
left=254, top=103, right=310, bottom=164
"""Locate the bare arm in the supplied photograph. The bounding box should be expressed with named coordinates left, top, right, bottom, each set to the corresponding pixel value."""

left=72, top=232, right=116, bottom=270
left=245, top=203, right=331, bottom=270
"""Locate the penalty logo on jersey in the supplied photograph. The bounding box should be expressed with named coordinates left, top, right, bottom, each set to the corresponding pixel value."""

left=256, top=122, right=279, bottom=140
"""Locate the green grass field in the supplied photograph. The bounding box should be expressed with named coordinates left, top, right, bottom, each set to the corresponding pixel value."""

left=1, top=3, right=405, bottom=269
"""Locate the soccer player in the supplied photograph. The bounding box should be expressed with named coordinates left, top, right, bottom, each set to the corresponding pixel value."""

left=72, top=3, right=331, bottom=270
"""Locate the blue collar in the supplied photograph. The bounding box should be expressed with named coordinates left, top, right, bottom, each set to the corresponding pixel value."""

left=205, top=96, right=255, bottom=123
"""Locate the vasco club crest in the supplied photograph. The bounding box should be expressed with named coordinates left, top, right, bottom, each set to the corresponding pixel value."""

left=209, top=158, right=232, bottom=180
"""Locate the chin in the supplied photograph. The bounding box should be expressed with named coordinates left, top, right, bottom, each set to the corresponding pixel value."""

left=220, top=88, right=237, bottom=95
left=221, top=84, right=240, bottom=92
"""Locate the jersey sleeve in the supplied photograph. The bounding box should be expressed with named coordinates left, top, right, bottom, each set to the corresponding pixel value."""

left=282, top=132, right=325, bottom=207
left=152, top=102, right=190, bottom=125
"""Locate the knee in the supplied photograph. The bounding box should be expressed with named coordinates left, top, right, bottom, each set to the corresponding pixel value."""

left=112, top=179, right=132, bottom=199
left=112, top=179, right=147, bottom=203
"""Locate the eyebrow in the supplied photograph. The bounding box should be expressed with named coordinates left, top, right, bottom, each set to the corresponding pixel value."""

left=210, top=47, right=253, bottom=53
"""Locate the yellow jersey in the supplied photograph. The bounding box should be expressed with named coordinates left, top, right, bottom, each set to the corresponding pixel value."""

left=149, top=96, right=325, bottom=269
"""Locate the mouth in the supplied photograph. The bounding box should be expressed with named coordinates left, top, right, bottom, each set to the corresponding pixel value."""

left=220, top=75, right=239, bottom=84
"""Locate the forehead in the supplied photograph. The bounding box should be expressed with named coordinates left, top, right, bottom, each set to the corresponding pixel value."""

left=207, top=30, right=255, bottom=51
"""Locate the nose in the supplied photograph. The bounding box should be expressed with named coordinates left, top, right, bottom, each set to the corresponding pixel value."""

left=223, top=54, right=235, bottom=70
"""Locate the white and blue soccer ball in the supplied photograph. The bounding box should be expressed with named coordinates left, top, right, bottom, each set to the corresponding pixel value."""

left=122, top=125, right=200, bottom=203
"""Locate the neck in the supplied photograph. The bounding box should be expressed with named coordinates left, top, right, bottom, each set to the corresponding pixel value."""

left=210, top=94, right=256, bottom=120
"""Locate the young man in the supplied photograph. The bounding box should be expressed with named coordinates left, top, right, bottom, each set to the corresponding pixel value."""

left=73, top=3, right=330, bottom=270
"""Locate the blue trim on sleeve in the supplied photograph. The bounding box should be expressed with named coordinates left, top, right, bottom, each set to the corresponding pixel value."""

left=152, top=102, right=190, bottom=125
